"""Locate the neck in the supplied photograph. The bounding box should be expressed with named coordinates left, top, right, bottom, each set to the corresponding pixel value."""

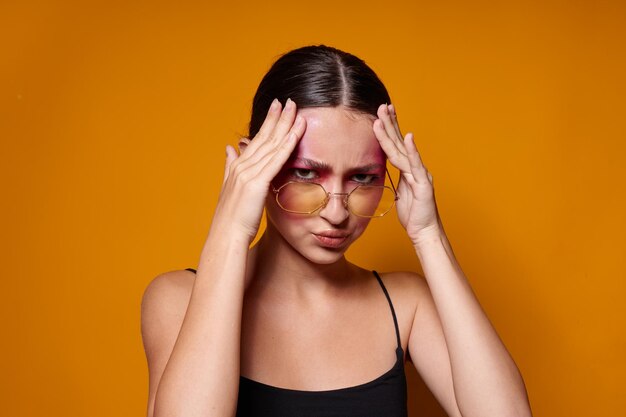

left=245, top=224, right=357, bottom=303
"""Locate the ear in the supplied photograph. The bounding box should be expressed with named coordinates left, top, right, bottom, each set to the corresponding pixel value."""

left=237, top=137, right=251, bottom=154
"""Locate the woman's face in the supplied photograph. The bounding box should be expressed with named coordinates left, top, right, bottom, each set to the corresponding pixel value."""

left=266, top=105, right=387, bottom=265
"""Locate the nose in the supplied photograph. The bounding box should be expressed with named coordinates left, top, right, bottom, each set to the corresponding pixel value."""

left=318, top=192, right=350, bottom=225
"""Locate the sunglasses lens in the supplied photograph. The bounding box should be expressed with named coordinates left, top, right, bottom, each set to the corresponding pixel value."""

left=276, top=182, right=327, bottom=213
left=276, top=183, right=396, bottom=217
left=348, top=186, right=396, bottom=217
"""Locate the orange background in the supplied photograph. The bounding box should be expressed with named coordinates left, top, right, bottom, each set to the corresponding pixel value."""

left=2, top=1, right=625, bottom=416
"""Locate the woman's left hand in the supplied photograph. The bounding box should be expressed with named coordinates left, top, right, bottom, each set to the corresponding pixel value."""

left=373, top=103, right=442, bottom=246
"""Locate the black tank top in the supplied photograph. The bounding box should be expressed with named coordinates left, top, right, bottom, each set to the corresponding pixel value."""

left=185, top=268, right=408, bottom=417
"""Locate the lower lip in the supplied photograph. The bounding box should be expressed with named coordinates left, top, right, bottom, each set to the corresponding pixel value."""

left=313, top=234, right=349, bottom=248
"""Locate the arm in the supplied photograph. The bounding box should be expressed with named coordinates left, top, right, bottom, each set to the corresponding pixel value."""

left=409, top=224, right=532, bottom=417
left=141, top=98, right=306, bottom=417
left=143, top=225, right=250, bottom=417
left=373, top=102, right=532, bottom=416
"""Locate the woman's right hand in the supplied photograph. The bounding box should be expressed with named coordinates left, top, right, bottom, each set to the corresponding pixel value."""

left=213, top=98, right=306, bottom=242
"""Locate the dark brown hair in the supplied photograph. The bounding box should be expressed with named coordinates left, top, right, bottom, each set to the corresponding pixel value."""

left=247, top=45, right=392, bottom=139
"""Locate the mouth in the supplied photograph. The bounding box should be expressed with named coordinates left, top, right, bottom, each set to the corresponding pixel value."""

left=312, top=232, right=350, bottom=248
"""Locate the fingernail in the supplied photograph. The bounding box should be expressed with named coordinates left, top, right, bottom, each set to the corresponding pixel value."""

left=286, top=98, right=293, bottom=109
left=270, top=98, right=279, bottom=111
left=389, top=104, right=396, bottom=115
left=383, top=103, right=389, bottom=114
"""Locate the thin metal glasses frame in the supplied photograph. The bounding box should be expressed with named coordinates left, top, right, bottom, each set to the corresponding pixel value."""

left=271, top=168, right=399, bottom=218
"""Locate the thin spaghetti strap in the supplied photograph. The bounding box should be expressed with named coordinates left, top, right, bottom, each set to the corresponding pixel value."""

left=372, top=270, right=402, bottom=350
left=183, top=267, right=401, bottom=348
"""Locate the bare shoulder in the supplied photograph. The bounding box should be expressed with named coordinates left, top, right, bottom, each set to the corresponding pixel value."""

left=140, top=268, right=196, bottom=364
left=375, top=269, right=430, bottom=301
left=140, top=269, right=197, bottom=415
left=373, top=270, right=432, bottom=354
left=141, top=269, right=196, bottom=322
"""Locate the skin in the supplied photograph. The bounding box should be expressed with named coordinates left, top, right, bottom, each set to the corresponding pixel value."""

left=141, top=99, right=533, bottom=417
left=263, top=106, right=386, bottom=266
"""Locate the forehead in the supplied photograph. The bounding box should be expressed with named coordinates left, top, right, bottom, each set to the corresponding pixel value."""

left=290, top=106, right=385, bottom=168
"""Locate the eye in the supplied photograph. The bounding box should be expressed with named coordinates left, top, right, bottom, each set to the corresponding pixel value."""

left=291, top=168, right=318, bottom=181
left=351, top=173, right=380, bottom=184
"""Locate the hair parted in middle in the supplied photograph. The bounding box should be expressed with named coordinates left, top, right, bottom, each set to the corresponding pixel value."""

left=247, top=44, right=392, bottom=140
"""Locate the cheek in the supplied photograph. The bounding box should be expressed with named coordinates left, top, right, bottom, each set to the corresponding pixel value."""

left=266, top=195, right=312, bottom=229
left=350, top=217, right=372, bottom=239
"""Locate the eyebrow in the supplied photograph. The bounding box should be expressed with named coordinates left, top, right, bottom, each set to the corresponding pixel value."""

left=290, top=157, right=384, bottom=172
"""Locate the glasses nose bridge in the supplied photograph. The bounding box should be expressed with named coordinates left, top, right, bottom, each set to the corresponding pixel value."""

left=321, top=190, right=351, bottom=210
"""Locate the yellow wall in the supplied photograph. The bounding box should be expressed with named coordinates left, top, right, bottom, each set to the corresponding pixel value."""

left=2, top=1, right=624, bottom=416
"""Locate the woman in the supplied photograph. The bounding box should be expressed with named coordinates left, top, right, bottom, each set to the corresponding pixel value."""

left=141, top=45, right=533, bottom=417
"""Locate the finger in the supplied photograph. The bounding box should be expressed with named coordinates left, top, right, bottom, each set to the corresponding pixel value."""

left=245, top=98, right=282, bottom=154
left=374, top=119, right=406, bottom=157
left=254, top=117, right=307, bottom=180
left=397, top=173, right=419, bottom=198
left=377, top=103, right=405, bottom=150
left=280, top=113, right=306, bottom=146
left=268, top=98, right=297, bottom=144
left=239, top=98, right=297, bottom=167
left=388, top=103, right=404, bottom=140
left=260, top=114, right=306, bottom=173
left=260, top=132, right=302, bottom=177
left=373, top=119, right=411, bottom=173
left=403, top=132, right=430, bottom=184
left=236, top=115, right=306, bottom=182
left=241, top=108, right=303, bottom=170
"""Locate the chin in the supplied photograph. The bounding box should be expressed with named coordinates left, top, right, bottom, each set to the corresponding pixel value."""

left=300, top=245, right=349, bottom=265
